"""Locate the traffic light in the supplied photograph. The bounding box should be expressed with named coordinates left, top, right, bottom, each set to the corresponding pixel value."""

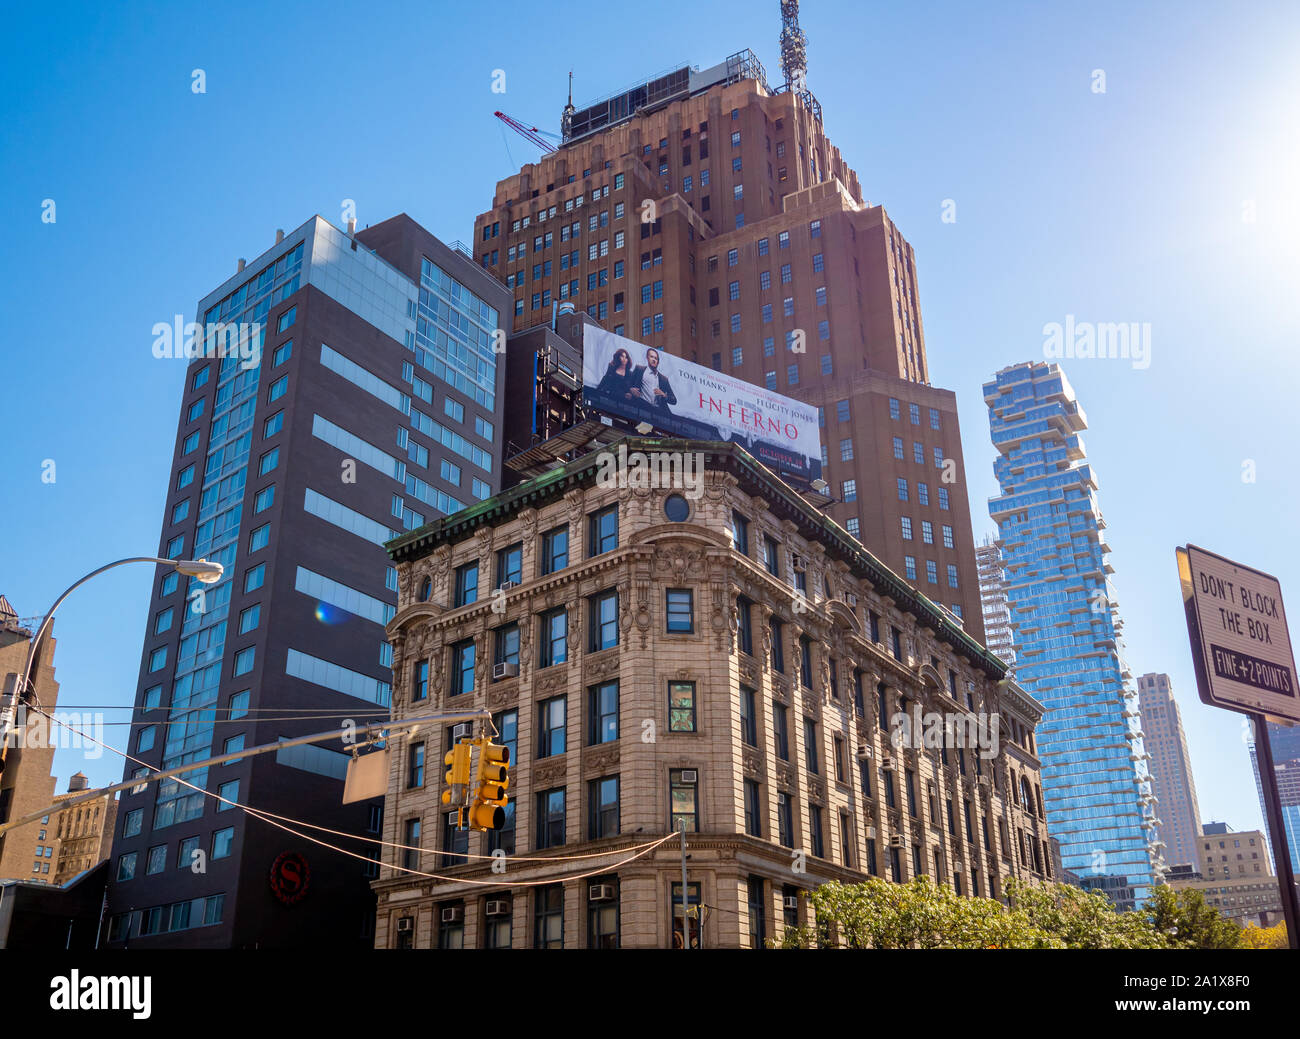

left=467, top=740, right=510, bottom=831
left=442, top=740, right=472, bottom=813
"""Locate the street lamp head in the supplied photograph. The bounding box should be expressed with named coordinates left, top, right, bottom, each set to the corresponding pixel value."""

left=635, top=422, right=654, bottom=435
left=175, top=559, right=224, bottom=584
left=811, top=479, right=829, bottom=494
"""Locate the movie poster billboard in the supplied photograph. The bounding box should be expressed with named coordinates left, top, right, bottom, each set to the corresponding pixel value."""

left=581, top=325, right=823, bottom=481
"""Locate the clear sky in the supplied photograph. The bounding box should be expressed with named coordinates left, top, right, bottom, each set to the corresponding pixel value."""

left=3, top=0, right=1298, bottom=838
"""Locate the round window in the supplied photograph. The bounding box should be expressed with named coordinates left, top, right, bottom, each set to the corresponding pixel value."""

left=664, top=494, right=690, bottom=522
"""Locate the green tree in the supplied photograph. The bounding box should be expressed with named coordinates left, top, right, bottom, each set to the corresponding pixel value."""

left=1145, top=886, right=1241, bottom=949
left=775, top=876, right=1182, bottom=949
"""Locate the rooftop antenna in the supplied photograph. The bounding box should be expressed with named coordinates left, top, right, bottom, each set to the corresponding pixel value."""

left=561, top=70, right=576, bottom=141
left=779, top=0, right=808, bottom=91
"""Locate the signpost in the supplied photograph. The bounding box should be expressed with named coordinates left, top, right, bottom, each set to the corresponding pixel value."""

left=1177, top=544, right=1300, bottom=947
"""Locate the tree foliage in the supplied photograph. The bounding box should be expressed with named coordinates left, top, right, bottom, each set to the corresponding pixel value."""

left=774, top=876, right=1243, bottom=950
left=1238, top=921, right=1287, bottom=949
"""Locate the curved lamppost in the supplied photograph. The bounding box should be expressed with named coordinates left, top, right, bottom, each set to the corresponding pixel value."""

left=0, top=556, right=224, bottom=771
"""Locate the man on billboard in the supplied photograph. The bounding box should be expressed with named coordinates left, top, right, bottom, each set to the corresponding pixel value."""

left=630, top=348, right=677, bottom=414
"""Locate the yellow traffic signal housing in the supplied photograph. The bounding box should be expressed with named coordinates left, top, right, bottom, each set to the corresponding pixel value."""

left=467, top=741, right=510, bottom=831
left=442, top=740, right=472, bottom=806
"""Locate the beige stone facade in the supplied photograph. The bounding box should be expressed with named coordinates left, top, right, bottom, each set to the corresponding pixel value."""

left=50, top=774, right=118, bottom=886
left=374, top=439, right=1046, bottom=948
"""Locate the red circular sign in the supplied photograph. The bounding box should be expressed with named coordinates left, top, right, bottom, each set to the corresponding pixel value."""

left=269, top=851, right=311, bottom=905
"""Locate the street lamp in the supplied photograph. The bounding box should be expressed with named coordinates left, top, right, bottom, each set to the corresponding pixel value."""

left=0, top=556, right=224, bottom=771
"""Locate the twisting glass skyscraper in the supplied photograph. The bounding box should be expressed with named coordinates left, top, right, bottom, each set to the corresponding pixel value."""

left=984, top=362, right=1157, bottom=909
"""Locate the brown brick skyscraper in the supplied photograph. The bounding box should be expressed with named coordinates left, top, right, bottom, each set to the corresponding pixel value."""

left=474, top=51, right=984, bottom=638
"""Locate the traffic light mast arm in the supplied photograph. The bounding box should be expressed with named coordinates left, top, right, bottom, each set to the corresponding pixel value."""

left=0, top=708, right=493, bottom=837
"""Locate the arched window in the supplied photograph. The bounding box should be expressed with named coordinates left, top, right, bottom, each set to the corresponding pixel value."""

left=419, top=576, right=432, bottom=602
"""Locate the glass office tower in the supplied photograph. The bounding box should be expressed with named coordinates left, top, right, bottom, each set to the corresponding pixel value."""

left=104, top=215, right=509, bottom=947
left=984, top=361, right=1157, bottom=909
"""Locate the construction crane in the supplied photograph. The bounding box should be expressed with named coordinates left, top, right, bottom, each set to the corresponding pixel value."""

left=493, top=110, right=559, bottom=153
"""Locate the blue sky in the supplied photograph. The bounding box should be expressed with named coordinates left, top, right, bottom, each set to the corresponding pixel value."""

left=3, top=0, right=1298, bottom=837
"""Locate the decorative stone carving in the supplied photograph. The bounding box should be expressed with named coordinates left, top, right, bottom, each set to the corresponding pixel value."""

left=742, top=747, right=763, bottom=776
left=534, top=757, right=567, bottom=788
left=776, top=760, right=795, bottom=789
left=486, top=683, right=517, bottom=711
left=583, top=744, right=620, bottom=776
left=518, top=506, right=538, bottom=542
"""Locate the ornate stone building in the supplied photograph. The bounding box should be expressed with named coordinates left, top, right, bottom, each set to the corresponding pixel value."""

left=51, top=773, right=118, bottom=886
left=375, top=438, right=1047, bottom=948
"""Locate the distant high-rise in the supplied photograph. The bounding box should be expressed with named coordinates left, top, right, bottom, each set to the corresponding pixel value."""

left=1249, top=721, right=1300, bottom=876
left=1136, top=673, right=1202, bottom=872
left=984, top=361, right=1157, bottom=909
left=104, top=214, right=511, bottom=947
left=975, top=537, right=1015, bottom=671
left=475, top=45, right=986, bottom=637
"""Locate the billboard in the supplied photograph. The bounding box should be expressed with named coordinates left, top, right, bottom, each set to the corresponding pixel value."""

left=581, top=326, right=823, bottom=481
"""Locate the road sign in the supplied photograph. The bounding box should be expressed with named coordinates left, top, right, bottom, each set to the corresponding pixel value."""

left=1177, top=544, right=1299, bottom=722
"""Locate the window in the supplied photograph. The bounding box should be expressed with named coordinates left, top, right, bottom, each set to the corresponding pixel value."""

left=770, top=616, right=785, bottom=672
left=901, top=517, right=913, bottom=540
left=668, top=681, right=696, bottom=732
left=539, top=696, right=566, bottom=757
left=777, top=793, right=794, bottom=847
left=277, top=306, right=297, bottom=333
left=926, top=560, right=938, bottom=584
left=454, top=562, right=478, bottom=606
left=248, top=523, right=270, bottom=552
left=809, top=805, right=824, bottom=858
left=272, top=341, right=292, bottom=367
left=589, top=590, right=618, bottom=652
left=736, top=596, right=753, bottom=654
left=450, top=639, right=475, bottom=696
left=541, top=526, right=568, bottom=574
left=412, top=659, right=429, bottom=701
left=803, top=717, right=819, bottom=773
left=842, top=479, right=856, bottom=502
left=669, top=769, right=698, bottom=832
left=536, top=789, right=566, bottom=849
left=665, top=588, right=694, bottom=633
left=539, top=608, right=568, bottom=667
left=534, top=884, right=564, bottom=948
left=744, top=780, right=763, bottom=837
left=117, top=853, right=137, bottom=881
left=268, top=375, right=288, bottom=404
left=237, top=604, right=260, bottom=634
left=253, top=485, right=275, bottom=513
left=176, top=464, right=194, bottom=490
left=740, top=685, right=758, bottom=747
left=588, top=506, right=618, bottom=556
left=921, top=520, right=934, bottom=545
left=495, top=542, right=522, bottom=588
left=948, top=565, right=959, bottom=589
left=402, top=818, right=421, bottom=871
left=258, top=448, right=279, bottom=475
left=762, top=535, right=780, bottom=576
left=408, top=741, right=425, bottom=788
left=840, top=438, right=853, bottom=461
left=187, top=399, right=205, bottom=423
left=897, top=477, right=909, bottom=502
left=905, top=556, right=917, bottom=580
left=588, top=777, right=620, bottom=839
left=938, top=488, right=950, bottom=510
left=211, top=827, right=234, bottom=860
left=773, top=702, right=789, bottom=760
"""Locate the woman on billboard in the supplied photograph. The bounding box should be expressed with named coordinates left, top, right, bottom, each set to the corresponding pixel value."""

left=595, top=347, right=638, bottom=401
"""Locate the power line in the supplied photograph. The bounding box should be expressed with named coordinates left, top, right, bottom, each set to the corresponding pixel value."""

left=32, top=706, right=677, bottom=882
